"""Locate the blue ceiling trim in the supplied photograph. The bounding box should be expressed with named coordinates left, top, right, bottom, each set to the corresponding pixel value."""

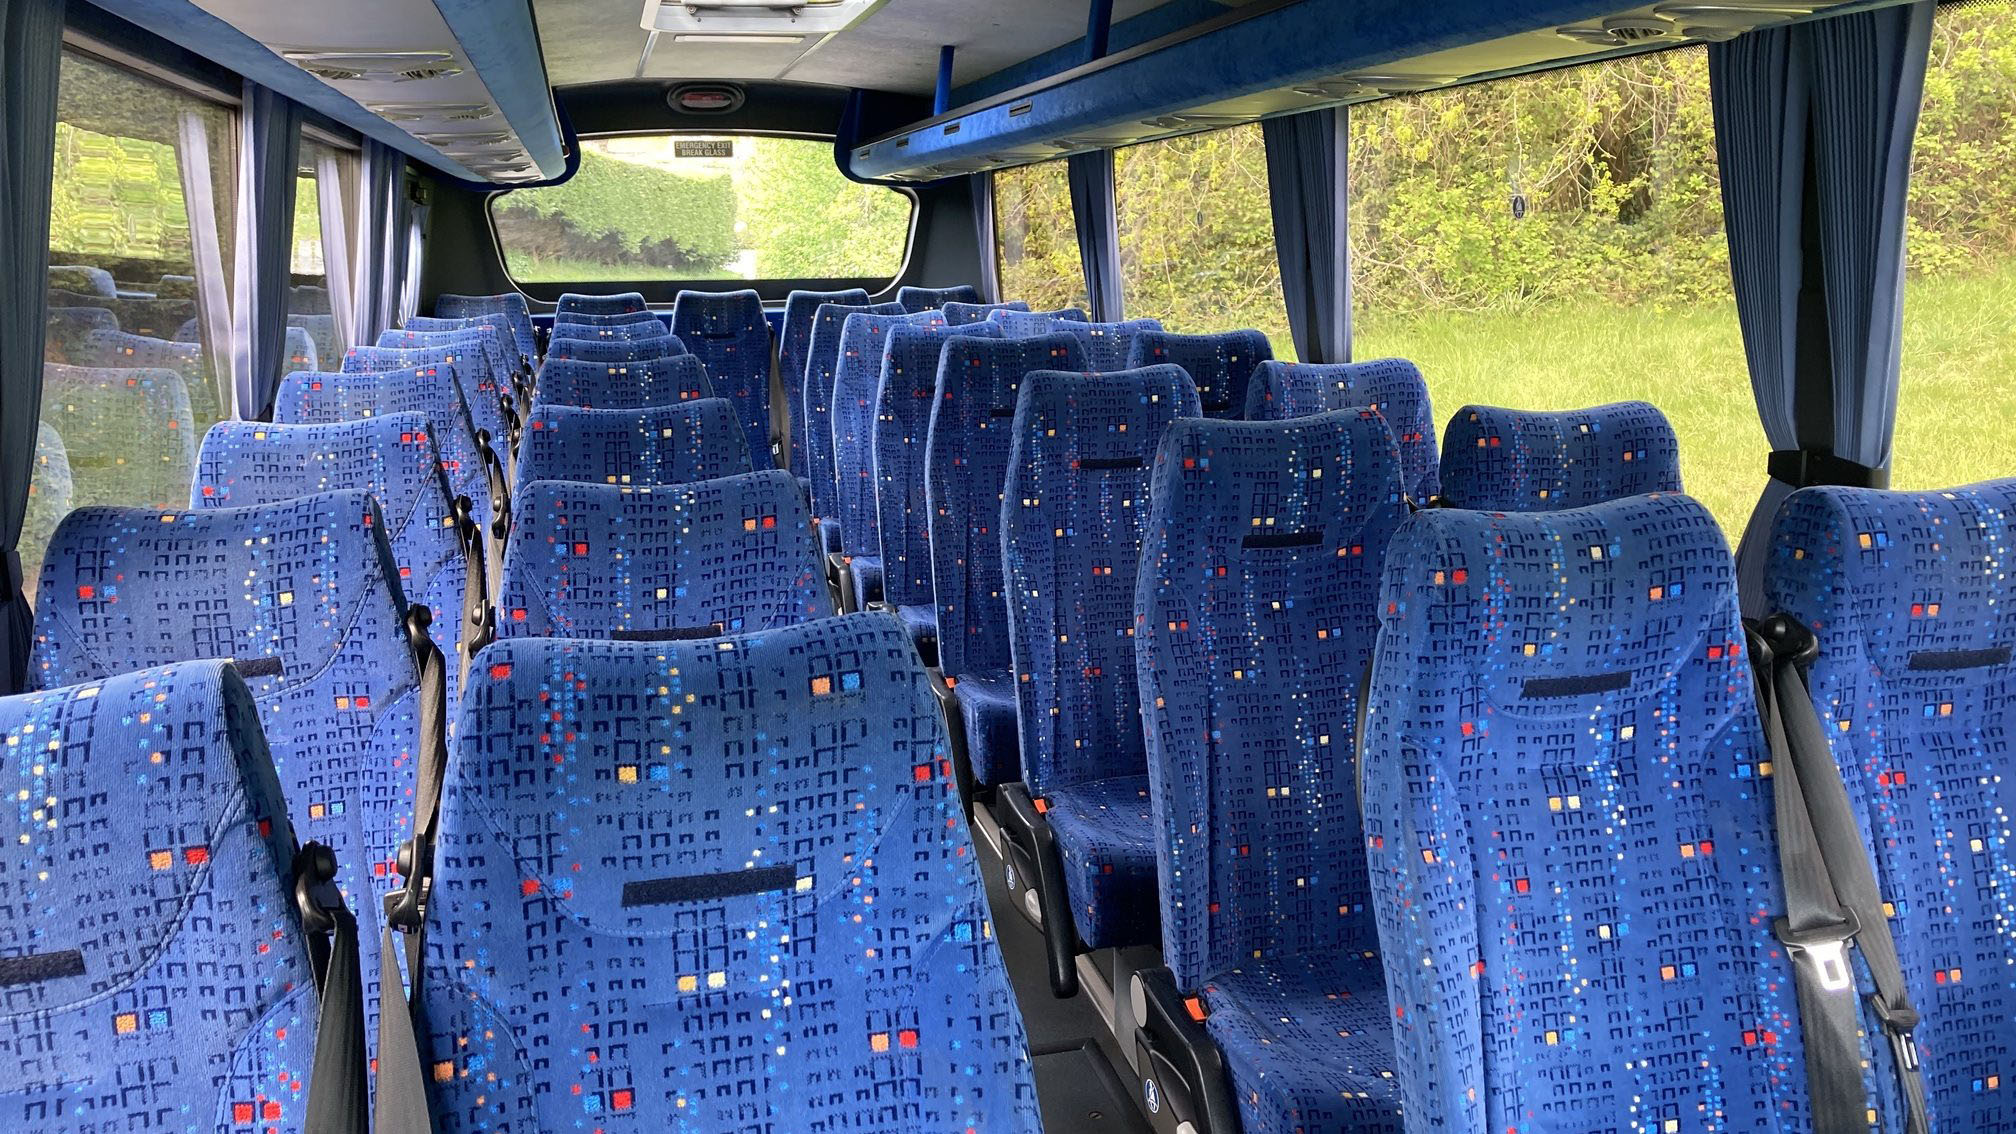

left=952, top=0, right=1224, bottom=106
left=432, top=0, right=567, bottom=178
left=82, top=0, right=491, bottom=182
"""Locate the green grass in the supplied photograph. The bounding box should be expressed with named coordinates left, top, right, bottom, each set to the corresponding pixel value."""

left=1355, top=260, right=2016, bottom=535
left=503, top=257, right=744, bottom=284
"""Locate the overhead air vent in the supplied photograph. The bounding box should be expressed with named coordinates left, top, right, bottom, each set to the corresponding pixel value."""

left=1652, top=2, right=1824, bottom=39
left=1556, top=15, right=1681, bottom=46
left=639, top=0, right=865, bottom=35
left=1292, top=79, right=1371, bottom=100
left=1341, top=73, right=1461, bottom=96
left=366, top=103, right=497, bottom=123
left=415, top=130, right=514, bottom=147
left=281, top=50, right=463, bottom=83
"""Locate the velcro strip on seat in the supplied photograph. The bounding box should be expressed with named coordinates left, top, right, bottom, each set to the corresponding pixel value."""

left=989, top=406, right=1017, bottom=418
left=1242, top=530, right=1323, bottom=550
left=0, top=950, right=86, bottom=986
left=621, top=866, right=800, bottom=907
left=233, top=657, right=285, bottom=678
left=610, top=625, right=725, bottom=642
left=1520, top=672, right=1633, bottom=698
left=1907, top=646, right=2010, bottom=671
left=1078, top=456, right=1142, bottom=470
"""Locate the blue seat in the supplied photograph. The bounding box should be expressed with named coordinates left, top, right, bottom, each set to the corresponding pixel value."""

left=1002, top=365, right=1199, bottom=952
left=47, top=262, right=115, bottom=297
left=435, top=291, right=537, bottom=365
left=780, top=288, right=870, bottom=483
left=501, top=469, right=833, bottom=640
left=670, top=289, right=773, bottom=467
left=545, top=333, right=685, bottom=363
left=24, top=422, right=72, bottom=570
left=802, top=300, right=905, bottom=555
left=287, top=313, right=341, bottom=376
left=284, top=324, right=320, bottom=374
left=1137, top=410, right=1410, bottom=1134
left=898, top=283, right=983, bottom=312
left=346, top=343, right=512, bottom=471
left=1061, top=317, right=1164, bottom=372
left=926, top=333, right=1090, bottom=797
left=75, top=327, right=219, bottom=427
left=1363, top=493, right=1828, bottom=1131
left=106, top=295, right=194, bottom=340
left=516, top=399, right=751, bottom=490
left=290, top=284, right=332, bottom=316
left=829, top=310, right=953, bottom=607
left=32, top=489, right=428, bottom=1092
left=873, top=322, right=1005, bottom=647
left=1244, top=358, right=1441, bottom=502
left=1126, top=328, right=1273, bottom=418
left=987, top=306, right=1089, bottom=338
left=378, top=328, right=512, bottom=411
left=555, top=290, right=648, bottom=317
left=38, top=362, right=196, bottom=511
left=0, top=661, right=326, bottom=1134
left=532, top=353, right=714, bottom=410
left=552, top=312, right=667, bottom=340
left=1767, top=477, right=2016, bottom=1133
left=402, top=316, right=519, bottom=378
left=44, top=305, right=118, bottom=363
left=1439, top=400, right=1682, bottom=510
left=942, top=300, right=1030, bottom=326
left=418, top=616, right=1042, bottom=1131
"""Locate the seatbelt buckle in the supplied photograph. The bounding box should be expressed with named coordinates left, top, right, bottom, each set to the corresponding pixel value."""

left=1869, top=995, right=1922, bottom=1070
left=1774, top=911, right=1860, bottom=992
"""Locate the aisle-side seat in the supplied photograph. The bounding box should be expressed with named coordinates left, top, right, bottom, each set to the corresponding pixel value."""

left=403, top=316, right=522, bottom=381
left=417, top=616, right=1042, bottom=1132
left=670, top=289, right=774, bottom=469
left=74, top=327, right=219, bottom=427
left=803, top=300, right=906, bottom=556
left=1126, top=328, right=1273, bottom=418
left=1363, top=493, right=1827, bottom=1129
left=435, top=291, right=536, bottom=366
left=780, top=288, right=870, bottom=485
left=942, top=300, right=1030, bottom=326
left=533, top=354, right=713, bottom=410
left=515, top=399, right=752, bottom=490
left=1245, top=358, right=1440, bottom=502
left=1136, top=410, right=1409, bottom=1134
left=552, top=312, right=668, bottom=340
left=872, top=321, right=1005, bottom=649
left=32, top=490, right=433, bottom=1087
left=1001, top=365, right=1200, bottom=987
left=545, top=333, right=685, bottom=363
left=502, top=469, right=832, bottom=640
left=1061, top=317, right=1164, bottom=372
left=1767, top=477, right=2016, bottom=1132
left=555, top=290, right=648, bottom=317
left=0, top=661, right=328, bottom=1134
left=38, top=362, right=195, bottom=511
left=1439, top=400, right=1682, bottom=510
left=347, top=344, right=513, bottom=473
left=927, top=334, right=1088, bottom=806
left=899, top=283, right=982, bottom=312
left=988, top=306, right=1089, bottom=338
left=379, top=327, right=513, bottom=413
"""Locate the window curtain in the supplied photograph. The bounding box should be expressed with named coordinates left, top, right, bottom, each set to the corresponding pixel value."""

left=1067, top=149, right=1124, bottom=322
left=230, top=81, right=301, bottom=421
left=398, top=200, right=427, bottom=326
left=315, top=147, right=357, bottom=356
left=354, top=137, right=402, bottom=344
left=1710, top=1, right=1933, bottom=612
left=175, top=111, right=233, bottom=415
left=0, top=0, right=65, bottom=692
left=971, top=171, right=1001, bottom=303
left=1263, top=107, right=1352, bottom=364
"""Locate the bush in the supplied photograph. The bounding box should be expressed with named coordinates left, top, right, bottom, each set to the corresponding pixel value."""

left=494, top=147, right=738, bottom=275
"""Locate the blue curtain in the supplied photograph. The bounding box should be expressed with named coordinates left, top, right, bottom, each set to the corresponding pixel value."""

left=971, top=171, right=1001, bottom=304
left=0, top=0, right=65, bottom=693
left=1263, top=107, right=1351, bottom=364
left=1711, top=1, right=1932, bottom=612
left=231, top=81, right=302, bottom=421
left=354, top=138, right=403, bottom=342
left=1068, top=149, right=1124, bottom=322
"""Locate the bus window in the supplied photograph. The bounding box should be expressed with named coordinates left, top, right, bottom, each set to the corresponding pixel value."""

left=1114, top=124, right=1295, bottom=359
left=289, top=137, right=356, bottom=368
left=489, top=133, right=914, bottom=287
left=994, top=159, right=1087, bottom=314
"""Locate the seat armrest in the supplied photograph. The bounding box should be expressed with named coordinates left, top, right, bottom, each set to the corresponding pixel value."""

left=924, top=667, right=980, bottom=814
left=825, top=552, right=859, bottom=614
left=1131, top=965, right=1239, bottom=1134
left=998, top=782, right=1080, bottom=997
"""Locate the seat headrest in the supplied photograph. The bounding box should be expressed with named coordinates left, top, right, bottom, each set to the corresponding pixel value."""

left=517, top=398, right=750, bottom=488
left=1440, top=400, right=1682, bottom=511
left=671, top=288, right=766, bottom=335
left=1013, top=365, right=1201, bottom=468
left=1245, top=358, right=1439, bottom=500
left=194, top=413, right=449, bottom=546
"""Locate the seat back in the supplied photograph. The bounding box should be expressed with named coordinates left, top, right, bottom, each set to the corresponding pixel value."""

left=533, top=354, right=714, bottom=410
left=987, top=306, right=1089, bottom=338
left=401, top=316, right=514, bottom=378
left=420, top=617, right=1040, bottom=1132
left=38, top=363, right=196, bottom=511
left=545, top=333, right=685, bottom=363
left=898, top=283, right=982, bottom=311
left=435, top=291, right=536, bottom=363
left=284, top=325, right=320, bottom=374
left=24, top=422, right=73, bottom=568
left=75, top=327, right=219, bottom=427
left=873, top=323, right=1006, bottom=611
left=1440, top=400, right=1682, bottom=511
left=555, top=290, right=648, bottom=317
left=1126, top=328, right=1273, bottom=418
left=287, top=313, right=341, bottom=375
left=346, top=343, right=510, bottom=458
left=803, top=300, right=906, bottom=528
left=155, top=273, right=196, bottom=298
left=378, top=328, right=509, bottom=404
left=1245, top=358, right=1440, bottom=501
left=780, top=288, right=871, bottom=479
left=47, top=263, right=115, bottom=297
left=942, top=300, right=1030, bottom=326
left=927, top=334, right=1087, bottom=681
left=106, top=295, right=194, bottom=340
left=1004, top=365, right=1199, bottom=793
left=32, top=490, right=422, bottom=1065
left=1363, top=494, right=1815, bottom=1130
left=44, top=306, right=118, bottom=363
left=1138, top=411, right=1406, bottom=988
left=289, top=284, right=332, bottom=315
left=553, top=311, right=667, bottom=339
left=670, top=289, right=772, bottom=466
left=516, top=399, right=751, bottom=489
left=502, top=470, right=832, bottom=640
left=830, top=309, right=951, bottom=556
left=1061, top=317, right=1164, bottom=372
left=1766, top=477, right=2016, bottom=1131
left=0, top=661, right=321, bottom=1134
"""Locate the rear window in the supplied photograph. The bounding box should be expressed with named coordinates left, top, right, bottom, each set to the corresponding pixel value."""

left=490, top=133, right=913, bottom=286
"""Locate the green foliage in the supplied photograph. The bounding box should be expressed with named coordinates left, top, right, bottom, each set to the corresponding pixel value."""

left=494, top=145, right=739, bottom=279
left=49, top=123, right=194, bottom=265
left=996, top=160, right=1087, bottom=314
left=738, top=137, right=912, bottom=279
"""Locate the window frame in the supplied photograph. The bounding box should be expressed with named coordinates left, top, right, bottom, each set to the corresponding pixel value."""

left=483, top=128, right=920, bottom=305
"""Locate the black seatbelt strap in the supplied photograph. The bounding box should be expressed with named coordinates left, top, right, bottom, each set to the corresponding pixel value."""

left=476, top=429, right=512, bottom=606
left=293, top=842, right=367, bottom=1134
left=1755, top=616, right=1931, bottom=1134
left=450, top=494, right=494, bottom=688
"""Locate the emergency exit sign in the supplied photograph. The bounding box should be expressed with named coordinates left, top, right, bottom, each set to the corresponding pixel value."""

left=675, top=140, right=733, bottom=158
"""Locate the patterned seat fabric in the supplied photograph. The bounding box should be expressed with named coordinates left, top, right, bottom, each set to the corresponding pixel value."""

left=289, top=284, right=331, bottom=316
left=873, top=323, right=1005, bottom=641
left=552, top=313, right=667, bottom=341
left=434, top=292, right=537, bottom=364
left=47, top=263, right=115, bottom=297
left=898, top=284, right=983, bottom=312
left=1060, top=317, right=1164, bottom=372
left=532, top=354, right=714, bottom=410
left=1004, top=365, right=1199, bottom=948
left=779, top=288, right=870, bottom=481
left=941, top=300, right=1030, bottom=326
left=516, top=399, right=752, bottom=490
left=154, top=273, right=196, bottom=298
left=545, top=333, right=685, bottom=363
left=347, top=344, right=510, bottom=463
left=1126, top=328, right=1273, bottom=418
left=501, top=470, right=833, bottom=640
left=287, top=314, right=341, bottom=376
left=38, top=363, right=196, bottom=511
left=400, top=317, right=516, bottom=381
left=1137, top=411, right=1410, bottom=1134
left=74, top=327, right=219, bottom=428
left=106, top=295, right=194, bottom=340
left=32, top=489, right=423, bottom=1088
left=377, top=329, right=512, bottom=415
left=1439, top=400, right=1682, bottom=511
left=1766, top=477, right=2016, bottom=1133
left=926, top=333, right=1087, bottom=786
left=44, top=306, right=118, bottom=364
left=671, top=289, right=773, bottom=466
left=284, top=325, right=320, bottom=374
left=420, top=617, right=1042, bottom=1132
left=0, top=661, right=321, bottom=1134
left=1363, top=494, right=1832, bottom=1131
left=555, top=290, right=649, bottom=317
left=1244, top=358, right=1440, bottom=502
left=802, top=300, right=906, bottom=554
left=987, top=306, right=1090, bottom=338
left=23, top=423, right=73, bottom=571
